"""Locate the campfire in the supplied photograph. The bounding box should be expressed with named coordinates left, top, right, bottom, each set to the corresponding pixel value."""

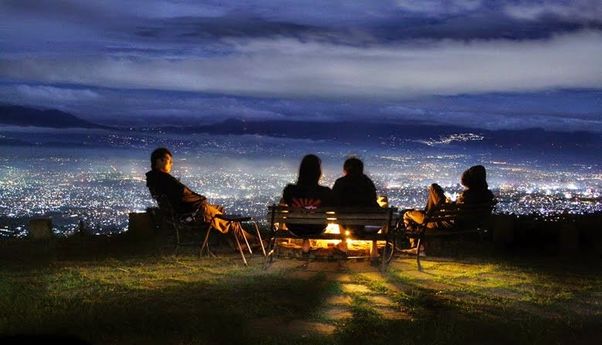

left=276, top=223, right=378, bottom=256
left=274, top=196, right=390, bottom=257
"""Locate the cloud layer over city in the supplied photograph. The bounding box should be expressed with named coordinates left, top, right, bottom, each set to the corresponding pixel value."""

left=1, top=0, right=601, bottom=131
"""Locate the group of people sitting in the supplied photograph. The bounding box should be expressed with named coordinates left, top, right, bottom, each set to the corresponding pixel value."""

left=146, top=147, right=496, bottom=254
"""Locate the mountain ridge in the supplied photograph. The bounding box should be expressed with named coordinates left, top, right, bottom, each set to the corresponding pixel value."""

left=1, top=105, right=600, bottom=152
left=0, top=105, right=109, bottom=129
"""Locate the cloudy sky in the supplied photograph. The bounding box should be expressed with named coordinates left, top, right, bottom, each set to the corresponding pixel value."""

left=0, top=0, right=601, bottom=131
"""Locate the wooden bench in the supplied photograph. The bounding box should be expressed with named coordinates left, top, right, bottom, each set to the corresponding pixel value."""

left=401, top=201, right=498, bottom=270
left=265, top=205, right=400, bottom=271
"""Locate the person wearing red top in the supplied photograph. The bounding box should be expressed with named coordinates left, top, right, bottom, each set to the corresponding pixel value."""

left=281, top=154, right=333, bottom=253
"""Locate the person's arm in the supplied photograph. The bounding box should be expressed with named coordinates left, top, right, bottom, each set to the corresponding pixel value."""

left=182, top=185, right=207, bottom=204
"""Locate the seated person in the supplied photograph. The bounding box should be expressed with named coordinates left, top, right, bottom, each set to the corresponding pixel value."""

left=145, top=147, right=234, bottom=235
left=403, top=165, right=495, bottom=231
left=281, top=154, right=333, bottom=253
left=332, top=157, right=381, bottom=254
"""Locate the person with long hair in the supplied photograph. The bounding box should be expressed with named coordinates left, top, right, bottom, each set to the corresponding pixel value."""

left=281, top=154, right=333, bottom=253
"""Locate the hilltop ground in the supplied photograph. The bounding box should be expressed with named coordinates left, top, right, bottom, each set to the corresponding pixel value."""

left=0, top=240, right=600, bottom=345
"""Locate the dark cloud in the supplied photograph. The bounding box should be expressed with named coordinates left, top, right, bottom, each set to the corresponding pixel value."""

left=0, top=0, right=601, bottom=131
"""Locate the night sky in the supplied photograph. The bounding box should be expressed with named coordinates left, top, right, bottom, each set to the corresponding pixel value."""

left=0, top=0, right=601, bottom=131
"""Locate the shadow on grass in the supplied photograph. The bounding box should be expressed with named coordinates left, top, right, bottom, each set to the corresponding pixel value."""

left=0, top=266, right=337, bottom=345
left=370, top=258, right=602, bottom=345
left=1, top=238, right=601, bottom=345
left=335, top=282, right=601, bottom=345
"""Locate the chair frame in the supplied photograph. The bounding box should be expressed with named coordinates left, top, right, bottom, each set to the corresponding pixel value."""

left=150, top=194, right=209, bottom=256
left=401, top=200, right=498, bottom=271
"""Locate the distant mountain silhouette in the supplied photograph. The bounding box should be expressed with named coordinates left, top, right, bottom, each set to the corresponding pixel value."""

left=0, top=105, right=108, bottom=129
left=160, top=118, right=602, bottom=151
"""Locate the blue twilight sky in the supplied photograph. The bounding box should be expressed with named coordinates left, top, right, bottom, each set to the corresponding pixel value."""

left=0, top=0, right=601, bottom=131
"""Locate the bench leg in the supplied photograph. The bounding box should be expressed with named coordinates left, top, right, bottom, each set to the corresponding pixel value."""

left=263, top=236, right=277, bottom=270
left=380, top=239, right=395, bottom=273
left=416, top=238, right=423, bottom=272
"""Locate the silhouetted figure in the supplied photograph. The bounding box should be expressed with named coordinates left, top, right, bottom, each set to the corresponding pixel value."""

left=332, top=157, right=381, bottom=255
left=281, top=154, right=333, bottom=252
left=332, top=157, right=378, bottom=208
left=403, top=165, right=495, bottom=231
left=145, top=147, right=231, bottom=234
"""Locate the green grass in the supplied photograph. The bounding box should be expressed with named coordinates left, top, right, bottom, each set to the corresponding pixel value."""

left=0, top=242, right=600, bottom=345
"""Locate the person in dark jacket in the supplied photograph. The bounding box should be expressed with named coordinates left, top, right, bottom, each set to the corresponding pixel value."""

left=332, top=157, right=378, bottom=208
left=145, top=147, right=230, bottom=234
left=403, top=165, right=495, bottom=231
left=281, top=154, right=333, bottom=253
left=332, top=157, right=381, bottom=255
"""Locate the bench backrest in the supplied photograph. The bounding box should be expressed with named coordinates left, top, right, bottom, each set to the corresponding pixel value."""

left=267, top=205, right=398, bottom=230
left=424, top=201, right=497, bottom=226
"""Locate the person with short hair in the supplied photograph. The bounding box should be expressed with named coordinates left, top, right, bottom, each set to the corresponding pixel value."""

left=332, top=157, right=381, bottom=255
left=145, top=147, right=231, bottom=234
left=332, top=157, right=379, bottom=208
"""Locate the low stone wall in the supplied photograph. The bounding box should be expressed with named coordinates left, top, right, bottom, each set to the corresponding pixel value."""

left=1, top=211, right=600, bottom=258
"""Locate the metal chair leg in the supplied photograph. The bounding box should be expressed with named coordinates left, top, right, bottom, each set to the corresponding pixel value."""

left=253, top=222, right=266, bottom=257
left=232, top=225, right=248, bottom=266
left=263, top=236, right=276, bottom=270
left=237, top=223, right=253, bottom=255
left=200, top=223, right=213, bottom=257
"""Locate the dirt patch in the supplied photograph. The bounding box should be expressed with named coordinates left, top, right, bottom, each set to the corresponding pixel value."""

left=366, top=295, right=397, bottom=307
left=341, top=283, right=372, bottom=294
left=323, top=307, right=353, bottom=321
left=331, top=274, right=354, bottom=283
left=325, top=295, right=353, bottom=306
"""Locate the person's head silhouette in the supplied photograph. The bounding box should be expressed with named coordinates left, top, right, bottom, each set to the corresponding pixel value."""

left=343, top=157, right=364, bottom=177
left=150, top=147, right=173, bottom=173
left=297, top=154, right=322, bottom=186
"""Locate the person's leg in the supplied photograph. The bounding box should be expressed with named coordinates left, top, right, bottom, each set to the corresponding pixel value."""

left=202, top=203, right=230, bottom=233
left=403, top=210, right=425, bottom=227
left=403, top=210, right=426, bottom=248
